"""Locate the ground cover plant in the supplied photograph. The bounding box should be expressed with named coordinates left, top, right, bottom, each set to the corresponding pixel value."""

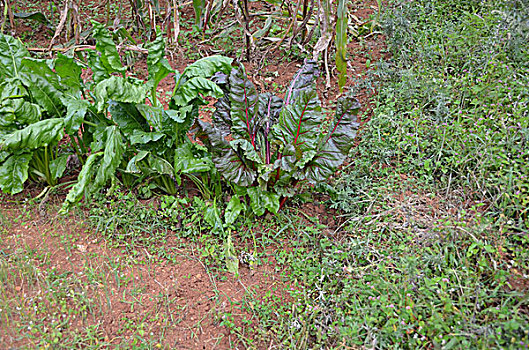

left=1, top=0, right=528, bottom=348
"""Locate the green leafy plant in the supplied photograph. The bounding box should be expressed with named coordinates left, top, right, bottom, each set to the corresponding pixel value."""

left=196, top=60, right=360, bottom=215
left=0, top=34, right=79, bottom=193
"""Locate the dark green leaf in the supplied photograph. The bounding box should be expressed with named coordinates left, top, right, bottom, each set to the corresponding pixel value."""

left=19, top=73, right=64, bottom=117
left=0, top=153, right=31, bottom=194
left=174, top=142, right=213, bottom=174
left=49, top=154, right=69, bottom=180
left=61, top=152, right=103, bottom=212
left=283, top=59, right=319, bottom=105
left=94, top=126, right=125, bottom=188
left=1, top=118, right=64, bottom=150
left=129, top=130, right=164, bottom=145
left=54, top=54, right=83, bottom=91
left=0, top=34, right=29, bottom=78
left=64, top=99, right=89, bottom=134
left=14, top=12, right=51, bottom=26
left=92, top=21, right=126, bottom=74
left=109, top=101, right=149, bottom=135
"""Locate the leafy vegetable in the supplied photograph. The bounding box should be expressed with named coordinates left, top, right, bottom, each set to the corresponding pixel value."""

left=197, top=60, right=360, bottom=214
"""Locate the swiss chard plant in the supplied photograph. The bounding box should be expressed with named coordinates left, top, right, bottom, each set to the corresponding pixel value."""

left=0, top=33, right=82, bottom=194
left=60, top=23, right=234, bottom=211
left=196, top=60, right=361, bottom=215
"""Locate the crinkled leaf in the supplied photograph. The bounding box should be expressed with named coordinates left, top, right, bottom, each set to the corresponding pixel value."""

left=325, top=96, right=361, bottom=154
left=15, top=100, right=41, bottom=124
left=54, top=54, right=83, bottom=91
left=302, top=96, right=360, bottom=183
left=172, top=76, right=224, bottom=107
left=174, top=142, right=213, bottom=174
left=272, top=88, right=322, bottom=156
left=64, top=99, right=89, bottom=134
left=0, top=151, right=8, bottom=163
left=19, top=73, right=64, bottom=117
left=210, top=97, right=232, bottom=138
left=92, top=21, right=126, bottom=74
left=228, top=63, right=260, bottom=146
left=61, top=152, right=103, bottom=212
left=109, top=101, right=149, bottom=135
left=149, top=154, right=175, bottom=176
left=135, top=104, right=164, bottom=133
left=197, top=119, right=255, bottom=186
left=180, top=55, right=233, bottom=81
left=125, top=150, right=149, bottom=173
left=0, top=153, right=31, bottom=194
left=0, top=34, right=29, bottom=78
left=1, top=118, right=64, bottom=150
left=49, top=154, right=69, bottom=180
left=284, top=59, right=319, bottom=106
left=146, top=31, right=173, bottom=92
left=87, top=51, right=110, bottom=84
left=94, top=76, right=147, bottom=112
left=21, top=58, right=62, bottom=89
left=247, top=187, right=280, bottom=216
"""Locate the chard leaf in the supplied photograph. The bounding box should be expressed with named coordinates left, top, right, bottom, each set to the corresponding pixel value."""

left=174, top=143, right=213, bottom=174
left=64, top=99, right=89, bottom=134
left=284, top=59, right=319, bottom=106
left=0, top=151, right=8, bottom=163
left=146, top=31, right=173, bottom=92
left=125, top=150, right=149, bottom=173
left=21, top=58, right=62, bottom=89
left=54, top=54, right=83, bottom=92
left=273, top=88, right=322, bottom=155
left=228, top=63, right=260, bottom=151
left=129, top=130, right=164, bottom=145
left=180, top=55, right=233, bottom=81
left=135, top=104, right=164, bottom=133
left=247, top=187, right=280, bottom=216
left=172, top=77, right=224, bottom=106
left=325, top=96, right=361, bottom=154
left=94, top=76, right=147, bottom=113
left=109, top=101, right=149, bottom=135
left=1, top=118, right=64, bottom=150
left=303, top=96, right=361, bottom=183
left=92, top=21, right=126, bottom=74
left=15, top=100, right=41, bottom=124
left=0, top=34, right=29, bottom=78
left=61, top=152, right=104, bottom=212
left=197, top=119, right=256, bottom=186
left=87, top=51, right=110, bottom=84
left=49, top=154, right=69, bottom=180
left=225, top=196, right=244, bottom=225
left=94, top=126, right=125, bottom=188
left=210, top=96, right=232, bottom=138
left=147, top=154, right=175, bottom=176
left=0, top=153, right=31, bottom=194
left=20, top=73, right=64, bottom=117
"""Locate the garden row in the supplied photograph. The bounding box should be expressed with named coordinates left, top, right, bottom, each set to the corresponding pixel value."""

left=0, top=22, right=360, bottom=221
